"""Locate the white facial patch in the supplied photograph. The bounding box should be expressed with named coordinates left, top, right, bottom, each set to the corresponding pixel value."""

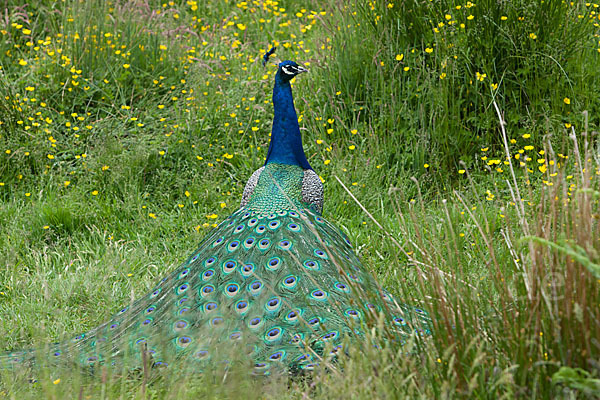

left=281, top=65, right=307, bottom=76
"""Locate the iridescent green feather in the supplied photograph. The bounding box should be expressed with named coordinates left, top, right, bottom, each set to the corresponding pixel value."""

left=1, top=164, right=430, bottom=375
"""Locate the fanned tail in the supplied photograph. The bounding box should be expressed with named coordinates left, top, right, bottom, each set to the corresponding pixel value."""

left=2, top=207, right=431, bottom=376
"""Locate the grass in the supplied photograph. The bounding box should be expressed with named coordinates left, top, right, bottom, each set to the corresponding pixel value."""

left=1, top=0, right=599, bottom=398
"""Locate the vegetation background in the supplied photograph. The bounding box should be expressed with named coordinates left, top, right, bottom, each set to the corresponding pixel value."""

left=0, top=0, right=599, bottom=398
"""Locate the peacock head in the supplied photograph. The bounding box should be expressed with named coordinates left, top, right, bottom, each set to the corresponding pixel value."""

left=275, top=60, right=308, bottom=83
left=263, top=47, right=308, bottom=84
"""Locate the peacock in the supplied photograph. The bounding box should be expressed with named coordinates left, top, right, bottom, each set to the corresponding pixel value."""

left=1, top=48, right=431, bottom=376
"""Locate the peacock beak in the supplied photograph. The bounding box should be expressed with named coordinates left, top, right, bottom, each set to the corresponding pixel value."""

left=297, top=65, right=308, bottom=74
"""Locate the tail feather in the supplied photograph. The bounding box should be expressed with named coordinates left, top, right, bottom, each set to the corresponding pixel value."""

left=2, top=207, right=431, bottom=376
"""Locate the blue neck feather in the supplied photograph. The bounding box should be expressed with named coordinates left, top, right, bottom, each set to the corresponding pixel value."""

left=264, top=72, right=312, bottom=170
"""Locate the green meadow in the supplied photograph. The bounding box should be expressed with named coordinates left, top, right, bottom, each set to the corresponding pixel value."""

left=0, top=0, right=599, bottom=398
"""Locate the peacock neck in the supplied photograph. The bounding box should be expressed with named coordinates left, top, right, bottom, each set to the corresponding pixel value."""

left=264, top=76, right=312, bottom=170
